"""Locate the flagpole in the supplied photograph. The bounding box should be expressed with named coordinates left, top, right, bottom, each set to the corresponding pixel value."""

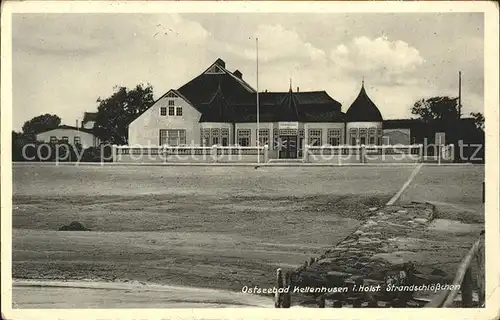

left=256, top=37, right=260, bottom=163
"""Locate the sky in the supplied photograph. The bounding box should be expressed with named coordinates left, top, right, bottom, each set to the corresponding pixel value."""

left=12, top=12, right=484, bottom=131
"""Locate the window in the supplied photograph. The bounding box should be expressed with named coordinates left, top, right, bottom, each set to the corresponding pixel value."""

left=237, top=129, right=251, bottom=147
left=168, top=106, right=175, bottom=116
left=159, top=129, right=186, bottom=146
left=349, top=128, right=358, bottom=145
left=328, top=129, right=341, bottom=146
left=74, top=136, right=81, bottom=145
left=62, top=136, right=69, bottom=143
left=201, top=129, right=211, bottom=146
left=308, top=129, right=322, bottom=146
left=50, top=136, right=57, bottom=143
left=168, top=100, right=175, bottom=106
left=257, top=129, right=269, bottom=146
left=211, top=128, right=220, bottom=145
left=205, top=65, right=224, bottom=74
left=160, top=107, right=167, bottom=116
left=359, top=129, right=367, bottom=145
left=221, top=128, right=229, bottom=146
left=176, top=107, right=183, bottom=116
left=368, top=128, right=376, bottom=145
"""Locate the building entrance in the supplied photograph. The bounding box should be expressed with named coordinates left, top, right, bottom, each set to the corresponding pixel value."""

left=279, top=135, right=298, bottom=159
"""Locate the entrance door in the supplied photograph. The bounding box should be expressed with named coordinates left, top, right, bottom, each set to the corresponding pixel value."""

left=279, top=135, right=298, bottom=159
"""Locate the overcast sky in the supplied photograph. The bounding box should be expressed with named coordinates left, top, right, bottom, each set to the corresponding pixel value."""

left=12, top=12, right=483, bottom=131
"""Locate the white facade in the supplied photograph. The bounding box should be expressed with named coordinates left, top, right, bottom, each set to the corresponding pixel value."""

left=304, top=122, right=345, bottom=146
left=345, top=121, right=383, bottom=145
left=199, top=122, right=234, bottom=146
left=36, top=128, right=99, bottom=148
left=128, top=91, right=201, bottom=146
left=382, top=128, right=411, bottom=145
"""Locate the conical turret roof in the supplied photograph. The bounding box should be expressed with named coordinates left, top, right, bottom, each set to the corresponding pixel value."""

left=345, top=82, right=383, bottom=122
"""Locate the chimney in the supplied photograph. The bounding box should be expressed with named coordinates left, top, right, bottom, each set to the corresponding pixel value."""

left=233, top=70, right=242, bottom=79
left=297, top=86, right=300, bottom=92
left=214, top=58, right=226, bottom=69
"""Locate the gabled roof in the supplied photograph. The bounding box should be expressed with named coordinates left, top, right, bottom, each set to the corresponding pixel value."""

left=345, top=82, right=383, bottom=122
left=128, top=89, right=197, bottom=125
left=177, top=58, right=256, bottom=108
left=37, top=125, right=95, bottom=135
left=127, top=58, right=344, bottom=125
left=82, top=112, right=97, bottom=124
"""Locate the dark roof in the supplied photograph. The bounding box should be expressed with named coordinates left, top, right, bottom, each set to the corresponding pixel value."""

left=82, top=112, right=97, bottom=124
left=128, top=58, right=344, bottom=125
left=199, top=85, right=230, bottom=122
left=38, top=125, right=94, bottom=135
left=345, top=83, right=383, bottom=122
left=383, top=118, right=425, bottom=129
left=210, top=90, right=344, bottom=123
left=177, top=58, right=256, bottom=108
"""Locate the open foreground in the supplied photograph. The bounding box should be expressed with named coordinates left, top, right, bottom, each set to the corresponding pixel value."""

left=11, top=164, right=484, bottom=308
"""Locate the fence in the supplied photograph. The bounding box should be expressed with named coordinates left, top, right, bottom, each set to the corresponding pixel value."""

left=113, top=145, right=268, bottom=163
left=112, top=143, right=455, bottom=164
left=425, top=233, right=485, bottom=307
left=303, top=144, right=426, bottom=164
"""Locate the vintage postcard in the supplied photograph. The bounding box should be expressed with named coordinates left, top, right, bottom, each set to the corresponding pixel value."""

left=1, top=1, right=499, bottom=319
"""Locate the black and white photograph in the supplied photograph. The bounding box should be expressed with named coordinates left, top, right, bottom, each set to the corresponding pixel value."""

left=1, top=1, right=499, bottom=319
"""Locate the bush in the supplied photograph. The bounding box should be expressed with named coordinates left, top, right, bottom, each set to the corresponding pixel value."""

left=58, top=221, right=90, bottom=231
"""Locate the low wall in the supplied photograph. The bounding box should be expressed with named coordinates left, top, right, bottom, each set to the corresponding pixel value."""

left=288, top=202, right=438, bottom=307
left=113, top=144, right=454, bottom=164
left=305, top=145, right=424, bottom=164
left=113, top=146, right=267, bottom=163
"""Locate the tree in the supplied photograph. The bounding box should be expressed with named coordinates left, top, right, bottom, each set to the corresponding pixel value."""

left=470, top=112, right=485, bottom=130
left=21, top=114, right=61, bottom=137
left=94, top=83, right=155, bottom=145
left=411, top=96, right=460, bottom=122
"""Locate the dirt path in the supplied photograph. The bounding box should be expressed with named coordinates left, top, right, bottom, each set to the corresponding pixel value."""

left=13, top=279, right=274, bottom=308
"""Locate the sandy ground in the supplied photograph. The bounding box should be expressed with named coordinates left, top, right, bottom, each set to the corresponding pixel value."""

left=13, top=280, right=274, bottom=308
left=11, top=164, right=484, bottom=308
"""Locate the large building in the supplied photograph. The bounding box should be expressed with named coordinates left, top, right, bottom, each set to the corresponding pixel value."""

left=128, top=58, right=483, bottom=160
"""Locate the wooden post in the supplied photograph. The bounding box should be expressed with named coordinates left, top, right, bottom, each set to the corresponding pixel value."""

left=264, top=144, right=269, bottom=163
left=275, top=268, right=283, bottom=308
left=461, top=266, right=473, bottom=307
left=476, top=234, right=485, bottom=306
left=282, top=271, right=291, bottom=308
left=361, top=144, right=366, bottom=163
left=419, top=144, right=424, bottom=162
